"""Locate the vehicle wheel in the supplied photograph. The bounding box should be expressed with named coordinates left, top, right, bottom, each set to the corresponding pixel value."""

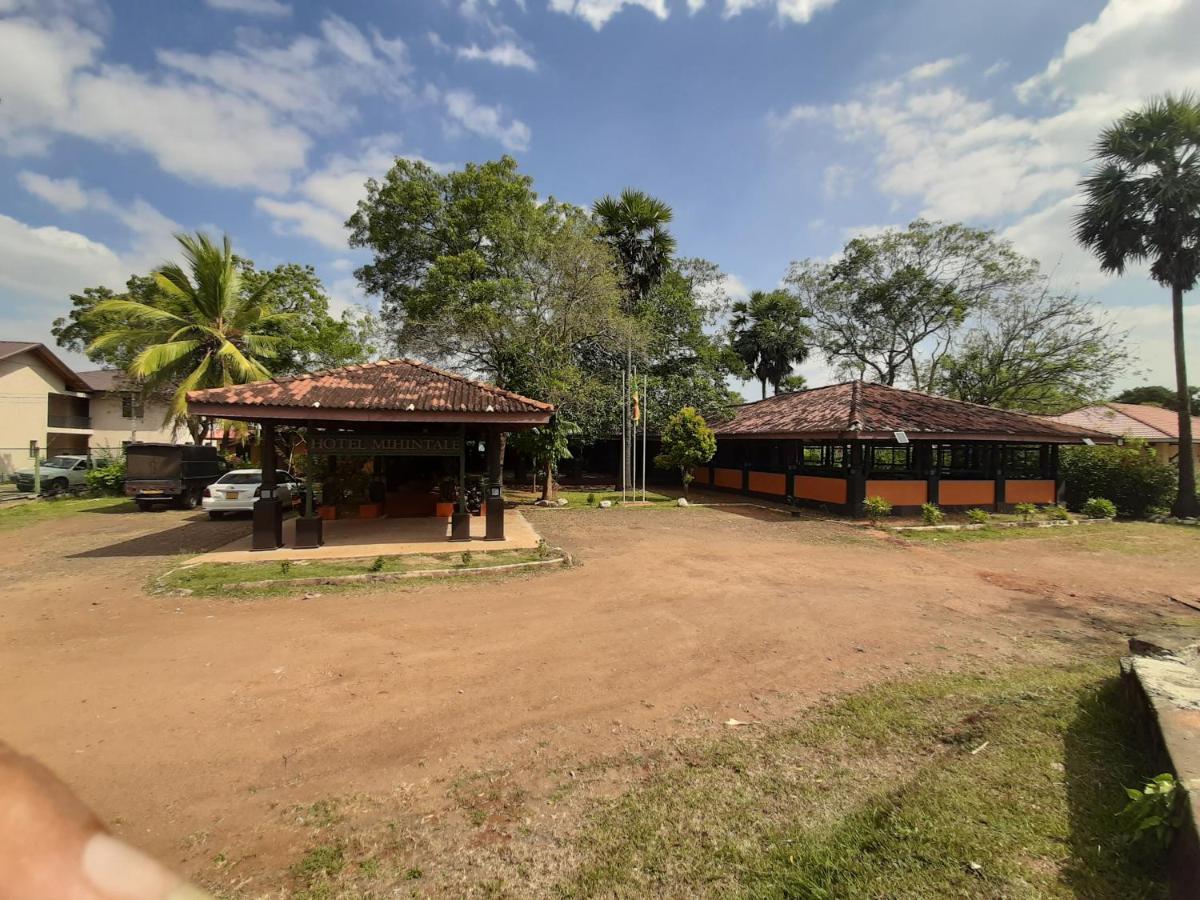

left=49, top=478, right=69, bottom=494
left=135, top=499, right=152, bottom=512
left=177, top=489, right=200, bottom=510
left=208, top=511, right=225, bottom=520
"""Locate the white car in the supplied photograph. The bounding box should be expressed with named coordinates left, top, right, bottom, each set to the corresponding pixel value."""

left=202, top=469, right=300, bottom=519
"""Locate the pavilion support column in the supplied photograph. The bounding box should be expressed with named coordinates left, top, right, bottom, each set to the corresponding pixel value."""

left=1050, top=444, right=1064, bottom=504
left=485, top=426, right=505, bottom=541
left=848, top=441, right=866, bottom=517
left=922, top=443, right=939, bottom=506
left=450, top=425, right=471, bottom=542
left=252, top=421, right=283, bottom=550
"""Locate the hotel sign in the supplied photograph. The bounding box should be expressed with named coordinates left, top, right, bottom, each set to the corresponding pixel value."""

left=311, top=434, right=463, bottom=457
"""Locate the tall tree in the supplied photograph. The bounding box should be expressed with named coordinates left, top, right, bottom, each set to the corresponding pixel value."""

left=592, top=188, right=677, bottom=488
left=1113, top=385, right=1200, bottom=415
left=654, top=406, right=716, bottom=498
left=728, top=289, right=811, bottom=399
left=936, top=285, right=1129, bottom=413
left=787, top=220, right=1037, bottom=389
left=1075, top=93, right=1200, bottom=517
left=87, top=232, right=294, bottom=442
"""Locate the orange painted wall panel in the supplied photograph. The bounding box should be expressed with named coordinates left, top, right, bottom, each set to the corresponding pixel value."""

left=691, top=467, right=710, bottom=485
left=713, top=467, right=743, bottom=489
left=866, top=480, right=927, bottom=507
left=1005, top=479, right=1056, bottom=504
left=748, top=471, right=787, bottom=495
left=794, top=475, right=848, bottom=504
left=938, top=480, right=995, bottom=506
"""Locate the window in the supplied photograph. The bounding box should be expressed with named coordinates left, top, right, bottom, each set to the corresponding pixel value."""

left=937, top=445, right=988, bottom=475
left=799, top=444, right=848, bottom=470
left=121, top=392, right=144, bottom=420
left=1003, top=445, right=1042, bottom=478
left=869, top=445, right=913, bottom=472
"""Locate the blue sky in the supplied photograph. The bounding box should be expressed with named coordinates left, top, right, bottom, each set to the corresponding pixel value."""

left=1, top=0, right=1196, bottom=388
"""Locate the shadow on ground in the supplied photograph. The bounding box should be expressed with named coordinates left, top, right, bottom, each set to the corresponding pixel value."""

left=67, top=515, right=249, bottom=558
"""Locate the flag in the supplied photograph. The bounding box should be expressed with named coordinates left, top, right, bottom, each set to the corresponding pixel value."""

left=631, top=390, right=640, bottom=423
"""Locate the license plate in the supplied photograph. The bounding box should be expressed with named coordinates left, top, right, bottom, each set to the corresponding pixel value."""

left=225, top=491, right=238, bottom=500
left=141, top=489, right=162, bottom=495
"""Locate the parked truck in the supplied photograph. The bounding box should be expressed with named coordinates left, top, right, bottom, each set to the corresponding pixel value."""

left=124, top=443, right=222, bottom=511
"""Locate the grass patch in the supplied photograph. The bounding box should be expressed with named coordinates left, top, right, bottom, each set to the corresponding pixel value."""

left=508, top=488, right=676, bottom=508
left=558, top=661, right=1168, bottom=898
left=0, top=495, right=132, bottom=529
left=901, top=520, right=1199, bottom=555
left=156, top=548, right=548, bottom=596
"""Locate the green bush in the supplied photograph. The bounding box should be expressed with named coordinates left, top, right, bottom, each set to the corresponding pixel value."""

left=1083, top=497, right=1117, bottom=519
left=1014, top=502, right=1038, bottom=522
left=586, top=492, right=596, bottom=506
left=85, top=456, right=126, bottom=495
left=1117, top=773, right=1183, bottom=848
left=920, top=502, right=944, bottom=525
left=863, top=495, right=892, bottom=523
left=1043, top=504, right=1071, bottom=521
left=370, top=555, right=386, bottom=572
left=965, top=507, right=991, bottom=525
left=1060, top=440, right=1175, bottom=519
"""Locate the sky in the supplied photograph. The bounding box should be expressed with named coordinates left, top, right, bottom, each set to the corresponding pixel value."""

left=0, top=0, right=1196, bottom=391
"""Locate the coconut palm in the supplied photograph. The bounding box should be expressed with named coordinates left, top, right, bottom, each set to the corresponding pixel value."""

left=1075, top=93, right=1200, bottom=517
left=88, top=232, right=288, bottom=442
left=729, top=289, right=812, bottom=399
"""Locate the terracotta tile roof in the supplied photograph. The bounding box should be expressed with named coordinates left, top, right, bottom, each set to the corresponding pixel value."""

left=1045, top=403, right=1199, bottom=442
left=715, top=381, right=1108, bottom=442
left=187, top=358, right=553, bottom=419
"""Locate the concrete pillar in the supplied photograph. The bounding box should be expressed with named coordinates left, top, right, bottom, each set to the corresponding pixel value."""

left=485, top=426, right=504, bottom=541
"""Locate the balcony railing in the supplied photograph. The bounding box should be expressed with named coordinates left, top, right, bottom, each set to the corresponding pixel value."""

left=47, top=414, right=92, bottom=429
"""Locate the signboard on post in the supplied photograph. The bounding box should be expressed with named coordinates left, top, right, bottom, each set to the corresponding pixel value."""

left=310, top=434, right=463, bottom=457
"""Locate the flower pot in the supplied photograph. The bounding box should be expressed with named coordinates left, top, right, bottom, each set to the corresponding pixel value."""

left=295, top=515, right=324, bottom=549
left=317, top=505, right=337, bottom=521
left=358, top=502, right=384, bottom=519
left=435, top=501, right=455, bottom=518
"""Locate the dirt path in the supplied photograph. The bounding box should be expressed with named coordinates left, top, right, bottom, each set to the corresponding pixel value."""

left=0, top=503, right=1195, bottom=893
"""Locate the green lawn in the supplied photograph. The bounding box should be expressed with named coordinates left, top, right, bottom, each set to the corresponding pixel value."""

left=0, top=495, right=132, bottom=530
left=558, top=662, right=1167, bottom=899
left=156, top=547, right=549, bottom=597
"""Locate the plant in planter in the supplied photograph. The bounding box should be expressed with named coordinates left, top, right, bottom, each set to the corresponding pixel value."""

left=1014, top=502, right=1038, bottom=522
left=965, top=508, right=991, bottom=525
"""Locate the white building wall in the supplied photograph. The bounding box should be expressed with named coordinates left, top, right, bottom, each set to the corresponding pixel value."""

left=89, top=393, right=183, bottom=454
left=0, top=350, right=77, bottom=476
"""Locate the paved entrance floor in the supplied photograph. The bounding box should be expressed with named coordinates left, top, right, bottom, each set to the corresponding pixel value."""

left=195, top=508, right=540, bottom=563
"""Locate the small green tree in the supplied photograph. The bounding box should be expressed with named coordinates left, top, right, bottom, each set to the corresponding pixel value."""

left=654, top=407, right=716, bottom=498
left=1060, top=439, right=1176, bottom=518
left=509, top=418, right=581, bottom=502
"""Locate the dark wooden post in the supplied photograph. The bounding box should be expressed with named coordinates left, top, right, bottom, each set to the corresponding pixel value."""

left=848, top=440, right=866, bottom=516
left=923, top=443, right=940, bottom=506
left=992, top=444, right=1005, bottom=512
left=1050, top=443, right=1064, bottom=503
left=252, top=421, right=283, bottom=550
left=485, top=426, right=504, bottom=540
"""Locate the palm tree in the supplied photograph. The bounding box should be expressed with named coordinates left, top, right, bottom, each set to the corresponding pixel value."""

left=88, top=232, right=288, bottom=442
left=592, top=189, right=677, bottom=489
left=1075, top=93, right=1200, bottom=517
left=729, top=290, right=812, bottom=399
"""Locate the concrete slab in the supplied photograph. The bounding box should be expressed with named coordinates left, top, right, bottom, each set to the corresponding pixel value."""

left=194, top=509, right=541, bottom=564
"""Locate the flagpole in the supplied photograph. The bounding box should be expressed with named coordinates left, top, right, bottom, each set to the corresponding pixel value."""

left=642, top=373, right=648, bottom=502
left=631, top=365, right=637, bottom=504
left=620, top=368, right=627, bottom=505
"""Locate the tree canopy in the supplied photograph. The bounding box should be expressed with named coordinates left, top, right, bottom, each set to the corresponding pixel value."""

left=654, top=406, right=716, bottom=497
left=1112, top=385, right=1200, bottom=414
left=728, top=289, right=811, bottom=400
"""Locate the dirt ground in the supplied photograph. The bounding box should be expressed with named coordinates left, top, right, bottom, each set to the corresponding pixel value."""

left=1, top=497, right=1198, bottom=895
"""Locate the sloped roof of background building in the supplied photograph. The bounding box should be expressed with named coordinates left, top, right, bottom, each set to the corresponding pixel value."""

left=714, top=381, right=1107, bottom=441
left=186, top=358, right=553, bottom=415
left=1045, top=403, right=1200, bottom=442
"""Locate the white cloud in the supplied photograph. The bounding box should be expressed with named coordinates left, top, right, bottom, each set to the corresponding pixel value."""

left=821, top=163, right=854, bottom=198
left=443, top=89, right=531, bottom=152
left=687, top=0, right=705, bottom=12
left=204, top=0, right=291, bottom=15
left=0, top=214, right=125, bottom=303
left=0, top=11, right=413, bottom=191
left=548, top=0, right=668, bottom=29
left=17, top=171, right=183, bottom=271
left=906, top=56, right=961, bottom=81
left=17, top=172, right=89, bottom=212
left=457, top=41, right=537, bottom=70
left=256, top=137, right=453, bottom=249
left=722, top=0, right=838, bottom=25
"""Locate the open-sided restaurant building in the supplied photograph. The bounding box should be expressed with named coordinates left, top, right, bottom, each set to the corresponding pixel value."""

left=695, top=381, right=1111, bottom=515
left=187, top=359, right=553, bottom=551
